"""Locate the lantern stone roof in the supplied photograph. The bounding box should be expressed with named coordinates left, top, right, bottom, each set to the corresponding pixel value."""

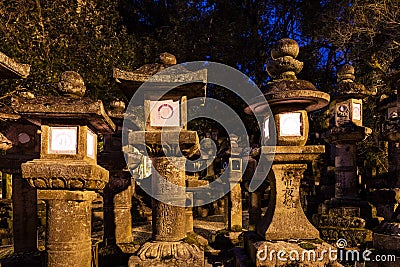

left=10, top=71, right=116, bottom=133
left=245, top=38, right=330, bottom=115
left=113, top=53, right=207, bottom=100
left=11, top=96, right=115, bottom=133
left=332, top=64, right=373, bottom=100
left=0, top=51, right=30, bottom=79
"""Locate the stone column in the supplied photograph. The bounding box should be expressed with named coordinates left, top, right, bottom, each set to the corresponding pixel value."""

left=228, top=183, right=242, bottom=231
left=257, top=163, right=319, bottom=240
left=334, top=143, right=358, bottom=199
left=114, top=181, right=135, bottom=244
left=39, top=190, right=96, bottom=267
left=128, top=131, right=203, bottom=267
left=151, top=157, right=187, bottom=241
left=12, top=173, right=37, bottom=252
left=248, top=191, right=262, bottom=231
left=185, top=193, right=194, bottom=233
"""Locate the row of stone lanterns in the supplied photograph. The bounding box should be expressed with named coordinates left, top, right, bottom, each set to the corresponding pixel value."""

left=1, top=38, right=399, bottom=267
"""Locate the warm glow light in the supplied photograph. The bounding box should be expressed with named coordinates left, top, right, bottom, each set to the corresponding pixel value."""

left=87, top=130, right=96, bottom=158
left=150, top=100, right=180, bottom=126
left=264, top=117, right=270, bottom=141
left=49, top=127, right=77, bottom=154
left=279, top=113, right=302, bottom=136
left=352, top=103, right=361, bottom=120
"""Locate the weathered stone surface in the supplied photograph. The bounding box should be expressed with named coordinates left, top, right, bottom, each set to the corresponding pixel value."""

left=11, top=96, right=115, bottom=134
left=0, top=51, right=30, bottom=79
left=323, top=124, right=372, bottom=144
left=113, top=53, right=207, bottom=99
left=373, top=232, right=400, bottom=252
left=113, top=61, right=207, bottom=100
left=58, top=71, right=86, bottom=98
left=128, top=130, right=200, bottom=158
left=262, top=145, right=325, bottom=162
left=39, top=190, right=96, bottom=267
left=22, top=159, right=109, bottom=190
left=257, top=164, right=320, bottom=240
left=245, top=232, right=343, bottom=267
left=228, top=182, right=242, bottom=231
left=129, top=241, right=204, bottom=267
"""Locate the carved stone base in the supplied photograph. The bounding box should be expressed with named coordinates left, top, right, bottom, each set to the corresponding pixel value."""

left=257, top=164, right=320, bottom=240
left=245, top=232, right=343, bottom=267
left=128, top=241, right=204, bottom=267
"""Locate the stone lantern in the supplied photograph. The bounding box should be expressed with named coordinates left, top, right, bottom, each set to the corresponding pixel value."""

left=113, top=53, right=206, bottom=267
left=14, top=71, right=115, bottom=267
left=315, top=65, right=375, bottom=246
left=244, top=39, right=333, bottom=266
left=98, top=99, right=142, bottom=255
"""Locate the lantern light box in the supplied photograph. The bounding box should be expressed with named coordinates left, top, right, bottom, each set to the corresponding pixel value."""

left=279, top=112, right=302, bottom=137
left=49, top=127, right=78, bottom=154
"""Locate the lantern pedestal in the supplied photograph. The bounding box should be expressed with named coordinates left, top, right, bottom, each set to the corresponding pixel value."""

left=128, top=131, right=204, bottom=267
left=257, top=146, right=323, bottom=240
left=38, top=190, right=96, bottom=267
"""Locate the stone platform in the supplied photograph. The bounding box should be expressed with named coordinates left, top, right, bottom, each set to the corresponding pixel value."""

left=244, top=232, right=343, bottom=267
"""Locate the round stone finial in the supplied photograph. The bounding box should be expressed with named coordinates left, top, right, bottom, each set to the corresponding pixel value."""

left=159, top=52, right=177, bottom=65
left=110, top=99, right=126, bottom=111
left=337, top=64, right=355, bottom=83
left=271, top=38, right=300, bottom=59
left=58, top=71, right=86, bottom=98
left=266, top=38, right=303, bottom=80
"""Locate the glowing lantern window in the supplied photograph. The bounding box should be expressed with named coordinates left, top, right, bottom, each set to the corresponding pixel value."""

left=49, top=127, right=77, bottom=154
left=149, top=100, right=180, bottom=127
left=352, top=103, right=361, bottom=121
left=87, top=130, right=96, bottom=159
left=279, top=113, right=302, bottom=137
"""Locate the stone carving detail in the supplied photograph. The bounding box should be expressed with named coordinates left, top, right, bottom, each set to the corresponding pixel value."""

left=27, top=177, right=106, bottom=190
left=282, top=169, right=301, bottom=208
left=136, top=241, right=202, bottom=261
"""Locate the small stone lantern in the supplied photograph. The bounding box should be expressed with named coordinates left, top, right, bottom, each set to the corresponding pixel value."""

left=14, top=71, right=115, bottom=267
left=114, top=53, right=207, bottom=267
left=99, top=99, right=142, bottom=254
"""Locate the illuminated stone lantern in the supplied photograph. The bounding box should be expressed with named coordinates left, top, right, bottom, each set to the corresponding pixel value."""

left=98, top=99, right=142, bottom=255
left=14, top=71, right=115, bottom=267
left=244, top=39, right=333, bottom=266
left=317, top=65, right=374, bottom=246
left=113, top=53, right=206, bottom=267
left=323, top=65, right=373, bottom=201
